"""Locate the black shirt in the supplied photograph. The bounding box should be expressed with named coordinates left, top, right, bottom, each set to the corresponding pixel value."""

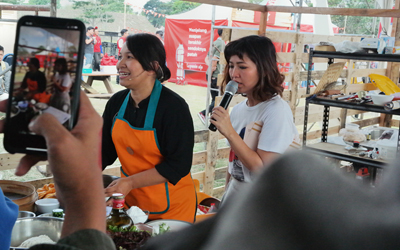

left=85, top=35, right=94, bottom=54
left=21, top=70, right=47, bottom=92
left=102, top=87, right=194, bottom=185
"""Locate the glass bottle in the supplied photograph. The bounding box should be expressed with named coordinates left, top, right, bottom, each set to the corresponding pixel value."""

left=106, top=193, right=133, bottom=230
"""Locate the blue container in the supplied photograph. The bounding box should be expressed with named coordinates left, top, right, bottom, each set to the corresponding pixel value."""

left=82, top=68, right=92, bottom=74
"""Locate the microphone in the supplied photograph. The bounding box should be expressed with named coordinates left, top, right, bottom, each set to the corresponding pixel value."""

left=208, top=80, right=239, bottom=132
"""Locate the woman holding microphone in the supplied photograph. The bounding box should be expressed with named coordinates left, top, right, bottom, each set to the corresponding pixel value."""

left=210, top=35, right=300, bottom=205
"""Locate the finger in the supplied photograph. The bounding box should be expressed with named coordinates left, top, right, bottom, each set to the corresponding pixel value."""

left=71, top=91, right=102, bottom=138
left=107, top=180, right=118, bottom=188
left=105, top=187, right=117, bottom=197
left=28, top=113, right=68, bottom=144
left=106, top=199, right=113, bottom=206
left=15, top=154, right=45, bottom=176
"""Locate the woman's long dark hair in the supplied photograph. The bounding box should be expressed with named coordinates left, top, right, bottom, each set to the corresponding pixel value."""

left=125, top=33, right=171, bottom=82
left=54, top=58, right=68, bottom=75
left=222, top=35, right=284, bottom=101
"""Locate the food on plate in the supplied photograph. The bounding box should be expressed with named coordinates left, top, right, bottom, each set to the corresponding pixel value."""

left=107, top=225, right=152, bottom=250
left=37, top=183, right=57, bottom=199
left=18, top=235, right=55, bottom=247
left=52, top=208, right=64, bottom=218
left=153, top=223, right=171, bottom=236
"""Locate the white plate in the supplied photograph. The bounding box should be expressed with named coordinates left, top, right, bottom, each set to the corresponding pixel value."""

left=146, top=219, right=192, bottom=235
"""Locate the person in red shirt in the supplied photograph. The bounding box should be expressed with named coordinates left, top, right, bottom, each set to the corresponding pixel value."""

left=93, top=27, right=103, bottom=72
left=117, top=29, right=129, bottom=56
left=116, top=29, right=129, bottom=84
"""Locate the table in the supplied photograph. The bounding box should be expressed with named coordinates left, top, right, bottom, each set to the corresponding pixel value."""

left=81, top=72, right=118, bottom=95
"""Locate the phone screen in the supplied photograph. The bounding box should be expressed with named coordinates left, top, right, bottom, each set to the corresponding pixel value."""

left=4, top=16, right=84, bottom=154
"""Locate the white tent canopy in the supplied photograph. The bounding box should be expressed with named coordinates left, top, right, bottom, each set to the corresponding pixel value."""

left=166, top=4, right=232, bottom=20
left=166, top=2, right=338, bottom=33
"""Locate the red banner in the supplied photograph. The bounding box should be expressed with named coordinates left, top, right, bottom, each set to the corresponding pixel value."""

left=164, top=19, right=228, bottom=86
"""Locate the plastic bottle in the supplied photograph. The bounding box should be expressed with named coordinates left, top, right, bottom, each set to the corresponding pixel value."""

left=175, top=44, right=185, bottom=84
left=106, top=193, right=133, bottom=230
left=207, top=203, right=218, bottom=214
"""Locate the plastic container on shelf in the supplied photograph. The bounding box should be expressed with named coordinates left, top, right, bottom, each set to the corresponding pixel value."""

left=376, top=130, right=398, bottom=160
left=369, top=74, right=400, bottom=95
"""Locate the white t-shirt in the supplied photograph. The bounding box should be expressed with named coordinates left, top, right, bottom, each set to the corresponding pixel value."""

left=55, top=73, right=72, bottom=90
left=228, top=95, right=299, bottom=182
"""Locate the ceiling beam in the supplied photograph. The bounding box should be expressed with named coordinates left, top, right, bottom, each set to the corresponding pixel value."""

left=184, top=0, right=400, bottom=18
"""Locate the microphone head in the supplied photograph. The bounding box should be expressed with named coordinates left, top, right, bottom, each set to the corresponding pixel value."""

left=225, top=80, right=239, bottom=94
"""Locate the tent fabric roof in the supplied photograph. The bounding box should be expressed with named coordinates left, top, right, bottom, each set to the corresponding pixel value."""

left=166, top=4, right=232, bottom=20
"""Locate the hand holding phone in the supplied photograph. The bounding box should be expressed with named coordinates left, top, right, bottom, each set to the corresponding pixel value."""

left=4, top=16, right=86, bottom=154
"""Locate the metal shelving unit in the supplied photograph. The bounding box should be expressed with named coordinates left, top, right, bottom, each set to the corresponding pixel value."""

left=303, top=49, right=400, bottom=175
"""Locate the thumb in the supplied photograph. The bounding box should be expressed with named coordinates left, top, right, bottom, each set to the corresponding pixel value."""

left=28, top=113, right=68, bottom=143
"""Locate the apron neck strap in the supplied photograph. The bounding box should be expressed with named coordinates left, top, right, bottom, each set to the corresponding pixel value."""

left=145, top=79, right=162, bottom=128
left=117, top=79, right=162, bottom=129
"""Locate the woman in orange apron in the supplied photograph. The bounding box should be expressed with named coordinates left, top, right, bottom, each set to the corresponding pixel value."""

left=18, top=57, right=49, bottom=103
left=102, top=33, right=197, bottom=223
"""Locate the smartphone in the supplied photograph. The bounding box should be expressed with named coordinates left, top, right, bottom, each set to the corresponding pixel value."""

left=4, top=16, right=85, bottom=154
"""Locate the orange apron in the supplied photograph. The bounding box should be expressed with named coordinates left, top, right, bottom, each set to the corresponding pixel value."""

left=26, top=78, right=50, bottom=103
left=112, top=80, right=196, bottom=223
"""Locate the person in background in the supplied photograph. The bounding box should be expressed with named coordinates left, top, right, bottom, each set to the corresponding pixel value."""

left=155, top=30, right=168, bottom=85
left=0, top=185, right=18, bottom=249
left=116, top=28, right=129, bottom=84
left=209, top=35, right=300, bottom=205
left=84, top=26, right=96, bottom=69
left=0, top=45, right=11, bottom=101
left=50, top=58, right=72, bottom=114
left=198, top=28, right=225, bottom=125
left=155, top=30, right=164, bottom=45
left=142, top=150, right=400, bottom=250
left=117, top=29, right=129, bottom=56
left=18, top=57, right=48, bottom=103
left=102, top=33, right=196, bottom=223
left=93, top=27, right=103, bottom=72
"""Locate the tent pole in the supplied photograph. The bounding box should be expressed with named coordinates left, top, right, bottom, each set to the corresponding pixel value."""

left=205, top=5, right=216, bottom=127
left=296, top=0, right=303, bottom=32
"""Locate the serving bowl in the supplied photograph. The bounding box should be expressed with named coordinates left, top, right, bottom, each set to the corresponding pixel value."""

left=18, top=211, right=36, bottom=218
left=370, top=94, right=393, bottom=105
left=10, top=217, right=63, bottom=248
left=35, top=198, right=60, bottom=214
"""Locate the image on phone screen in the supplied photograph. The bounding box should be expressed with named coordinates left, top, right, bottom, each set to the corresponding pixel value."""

left=10, top=25, right=80, bottom=136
